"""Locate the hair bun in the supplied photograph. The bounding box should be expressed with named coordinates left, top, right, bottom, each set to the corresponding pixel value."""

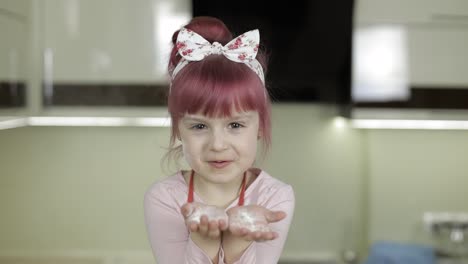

left=169, top=16, right=234, bottom=72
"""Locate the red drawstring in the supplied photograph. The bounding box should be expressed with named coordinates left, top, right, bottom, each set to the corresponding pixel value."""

left=187, top=170, right=195, bottom=203
left=237, top=172, right=247, bottom=206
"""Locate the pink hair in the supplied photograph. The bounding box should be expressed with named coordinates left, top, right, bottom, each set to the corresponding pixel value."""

left=166, top=17, right=272, bottom=157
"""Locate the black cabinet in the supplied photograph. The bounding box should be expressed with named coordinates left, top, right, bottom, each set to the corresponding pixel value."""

left=193, top=0, right=354, bottom=104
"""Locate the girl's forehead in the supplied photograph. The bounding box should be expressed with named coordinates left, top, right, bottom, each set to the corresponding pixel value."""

left=183, top=110, right=258, bottom=120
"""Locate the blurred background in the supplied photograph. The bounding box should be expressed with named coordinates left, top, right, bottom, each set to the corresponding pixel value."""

left=1, top=0, right=468, bottom=263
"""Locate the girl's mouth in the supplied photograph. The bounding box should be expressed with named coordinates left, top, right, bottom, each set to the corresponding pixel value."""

left=208, top=160, right=232, bottom=169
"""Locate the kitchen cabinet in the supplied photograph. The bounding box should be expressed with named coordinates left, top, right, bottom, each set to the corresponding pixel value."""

left=40, top=0, right=190, bottom=107
left=0, top=1, right=28, bottom=108
left=1, top=0, right=191, bottom=122
left=1, top=0, right=190, bottom=129
left=350, top=0, right=468, bottom=120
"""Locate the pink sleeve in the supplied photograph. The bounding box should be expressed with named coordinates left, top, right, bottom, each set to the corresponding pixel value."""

left=220, top=185, right=296, bottom=264
left=144, top=184, right=216, bottom=264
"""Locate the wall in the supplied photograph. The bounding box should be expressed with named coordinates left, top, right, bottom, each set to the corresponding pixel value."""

left=367, top=129, right=468, bottom=244
left=0, top=104, right=364, bottom=262
left=3, top=104, right=468, bottom=261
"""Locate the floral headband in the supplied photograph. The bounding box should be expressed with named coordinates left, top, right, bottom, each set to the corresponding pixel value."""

left=172, top=27, right=265, bottom=84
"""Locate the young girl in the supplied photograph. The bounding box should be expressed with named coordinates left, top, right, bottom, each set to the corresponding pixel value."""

left=144, top=16, right=295, bottom=264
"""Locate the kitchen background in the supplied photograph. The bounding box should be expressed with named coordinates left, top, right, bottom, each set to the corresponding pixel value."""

left=1, top=0, right=468, bottom=263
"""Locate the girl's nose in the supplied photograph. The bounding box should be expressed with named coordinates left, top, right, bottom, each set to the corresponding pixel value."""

left=209, top=130, right=228, bottom=151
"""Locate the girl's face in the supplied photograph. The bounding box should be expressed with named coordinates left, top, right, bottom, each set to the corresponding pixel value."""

left=178, top=110, right=260, bottom=185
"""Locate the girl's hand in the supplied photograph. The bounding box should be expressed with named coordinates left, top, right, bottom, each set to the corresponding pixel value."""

left=226, top=205, right=286, bottom=242
left=181, top=202, right=229, bottom=239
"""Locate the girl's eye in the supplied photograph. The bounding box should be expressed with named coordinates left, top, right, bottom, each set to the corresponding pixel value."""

left=191, top=124, right=206, bottom=130
left=229, top=122, right=244, bottom=129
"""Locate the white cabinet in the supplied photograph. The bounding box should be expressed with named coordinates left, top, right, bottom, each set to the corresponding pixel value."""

left=408, top=26, right=468, bottom=87
left=0, top=0, right=30, bottom=18
left=1, top=0, right=191, bottom=113
left=356, top=0, right=468, bottom=24
left=40, top=0, right=191, bottom=107
left=0, top=1, right=29, bottom=108
left=352, top=0, right=468, bottom=118
left=355, top=0, right=468, bottom=88
left=350, top=0, right=468, bottom=124
left=42, top=0, right=190, bottom=84
left=1, top=0, right=190, bottom=129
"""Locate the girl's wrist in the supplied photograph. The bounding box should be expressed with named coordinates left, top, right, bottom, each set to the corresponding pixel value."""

left=221, top=230, right=253, bottom=263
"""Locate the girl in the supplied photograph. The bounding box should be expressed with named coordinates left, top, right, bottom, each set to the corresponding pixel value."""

left=144, top=16, right=295, bottom=264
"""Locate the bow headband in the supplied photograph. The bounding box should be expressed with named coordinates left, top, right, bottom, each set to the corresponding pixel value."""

left=172, top=27, right=265, bottom=84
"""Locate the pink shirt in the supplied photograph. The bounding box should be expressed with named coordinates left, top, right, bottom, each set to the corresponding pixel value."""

left=143, top=169, right=295, bottom=264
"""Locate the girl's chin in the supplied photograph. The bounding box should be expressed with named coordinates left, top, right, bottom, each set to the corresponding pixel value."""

left=201, top=171, right=242, bottom=183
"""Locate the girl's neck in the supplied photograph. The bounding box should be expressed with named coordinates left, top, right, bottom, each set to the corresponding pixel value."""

left=192, top=171, right=249, bottom=208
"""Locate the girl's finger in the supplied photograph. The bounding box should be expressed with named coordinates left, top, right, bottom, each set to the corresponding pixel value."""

left=238, top=227, right=249, bottom=236
left=181, top=204, right=193, bottom=218
left=249, top=231, right=278, bottom=242
left=198, top=215, right=209, bottom=234
left=245, top=231, right=261, bottom=241
left=262, top=232, right=274, bottom=241
left=189, top=222, right=198, bottom=232
left=253, top=231, right=262, bottom=240
left=230, top=226, right=247, bottom=237
left=218, top=219, right=228, bottom=231
left=272, top=232, right=279, bottom=239
left=266, top=211, right=286, bottom=223
left=264, top=231, right=278, bottom=241
left=207, top=220, right=220, bottom=238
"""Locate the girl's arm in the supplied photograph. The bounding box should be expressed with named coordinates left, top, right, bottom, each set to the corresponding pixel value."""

left=144, top=184, right=223, bottom=264
left=221, top=185, right=296, bottom=264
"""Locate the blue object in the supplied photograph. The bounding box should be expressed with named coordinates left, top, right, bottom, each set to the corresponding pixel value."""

left=363, top=241, right=435, bottom=264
